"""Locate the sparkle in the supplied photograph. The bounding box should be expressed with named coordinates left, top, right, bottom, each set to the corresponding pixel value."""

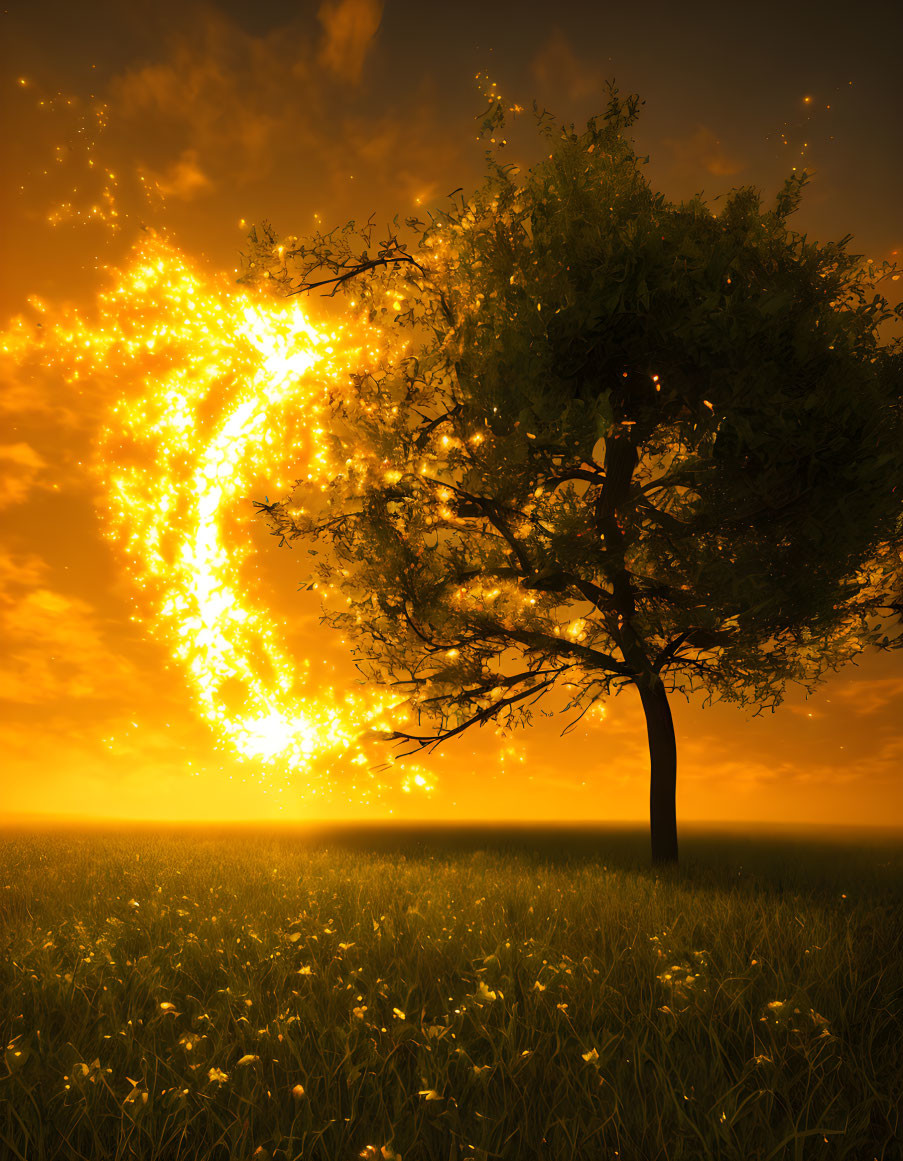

left=2, top=234, right=435, bottom=802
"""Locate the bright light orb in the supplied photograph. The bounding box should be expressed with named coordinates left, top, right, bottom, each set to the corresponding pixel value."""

left=3, top=234, right=433, bottom=802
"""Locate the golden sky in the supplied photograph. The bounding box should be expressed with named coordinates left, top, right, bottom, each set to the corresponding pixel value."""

left=1, top=0, right=902, bottom=830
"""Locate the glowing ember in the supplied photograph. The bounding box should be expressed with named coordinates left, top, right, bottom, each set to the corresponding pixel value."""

left=2, top=233, right=433, bottom=801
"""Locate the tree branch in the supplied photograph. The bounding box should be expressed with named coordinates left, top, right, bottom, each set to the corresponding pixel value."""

left=421, top=475, right=555, bottom=538
left=651, top=629, right=694, bottom=673
left=452, top=567, right=523, bottom=585
left=414, top=403, right=464, bottom=449
left=493, top=624, right=637, bottom=677
left=560, top=689, right=608, bottom=736
left=286, top=251, right=426, bottom=298
left=389, top=675, right=559, bottom=755
left=417, top=665, right=566, bottom=707
left=634, top=461, right=717, bottom=498
left=543, top=468, right=607, bottom=489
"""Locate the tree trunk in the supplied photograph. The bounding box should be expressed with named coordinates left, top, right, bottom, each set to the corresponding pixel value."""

left=637, top=674, right=679, bottom=866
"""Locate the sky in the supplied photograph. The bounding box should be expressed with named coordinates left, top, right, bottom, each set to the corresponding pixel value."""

left=1, top=0, right=902, bottom=831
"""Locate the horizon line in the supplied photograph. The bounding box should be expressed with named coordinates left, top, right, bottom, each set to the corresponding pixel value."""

left=1, top=812, right=901, bottom=836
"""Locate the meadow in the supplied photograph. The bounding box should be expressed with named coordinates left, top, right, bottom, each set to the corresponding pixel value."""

left=1, top=821, right=900, bottom=1161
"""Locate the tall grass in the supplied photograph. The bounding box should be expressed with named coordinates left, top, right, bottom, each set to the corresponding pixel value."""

left=1, top=824, right=900, bottom=1160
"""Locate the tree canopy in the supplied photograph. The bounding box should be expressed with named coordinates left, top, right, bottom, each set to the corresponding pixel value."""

left=246, top=84, right=903, bottom=863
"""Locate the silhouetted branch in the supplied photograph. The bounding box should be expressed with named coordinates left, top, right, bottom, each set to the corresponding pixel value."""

left=389, top=675, right=559, bottom=756
left=286, top=250, right=426, bottom=298
left=651, top=629, right=694, bottom=673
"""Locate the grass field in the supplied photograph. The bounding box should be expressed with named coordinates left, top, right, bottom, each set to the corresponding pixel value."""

left=1, top=821, right=900, bottom=1161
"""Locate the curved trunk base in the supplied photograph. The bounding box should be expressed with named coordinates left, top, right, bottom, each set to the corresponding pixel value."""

left=638, top=676, right=679, bottom=866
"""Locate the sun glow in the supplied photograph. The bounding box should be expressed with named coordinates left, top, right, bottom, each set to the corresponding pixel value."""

left=2, top=233, right=435, bottom=802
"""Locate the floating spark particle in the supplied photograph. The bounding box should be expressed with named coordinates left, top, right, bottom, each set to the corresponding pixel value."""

left=765, top=79, right=857, bottom=171
left=14, top=78, right=163, bottom=234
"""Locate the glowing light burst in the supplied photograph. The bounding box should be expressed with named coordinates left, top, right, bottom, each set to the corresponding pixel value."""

left=4, top=233, right=433, bottom=801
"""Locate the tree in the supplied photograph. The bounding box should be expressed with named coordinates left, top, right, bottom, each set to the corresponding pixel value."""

left=245, top=84, right=903, bottom=865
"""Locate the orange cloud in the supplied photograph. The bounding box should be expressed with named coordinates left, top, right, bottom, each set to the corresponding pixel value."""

left=660, top=126, right=746, bottom=179
left=531, top=29, right=605, bottom=103
left=1, top=313, right=111, bottom=429
left=317, top=0, right=383, bottom=83
left=1, top=339, right=81, bottom=426
left=337, top=93, right=465, bottom=212
left=152, top=148, right=213, bottom=200
left=0, top=442, right=46, bottom=508
left=830, top=675, right=903, bottom=715
left=111, top=9, right=320, bottom=189
left=0, top=580, right=139, bottom=705
left=85, top=5, right=457, bottom=232
left=0, top=552, right=48, bottom=589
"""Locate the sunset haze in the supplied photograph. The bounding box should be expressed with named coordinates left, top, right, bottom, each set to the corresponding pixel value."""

left=2, top=0, right=902, bottom=832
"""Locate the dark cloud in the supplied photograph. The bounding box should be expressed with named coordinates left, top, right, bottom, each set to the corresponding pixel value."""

left=317, top=0, right=383, bottom=83
left=531, top=29, right=606, bottom=103
left=660, top=125, right=746, bottom=180
left=111, top=8, right=323, bottom=190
